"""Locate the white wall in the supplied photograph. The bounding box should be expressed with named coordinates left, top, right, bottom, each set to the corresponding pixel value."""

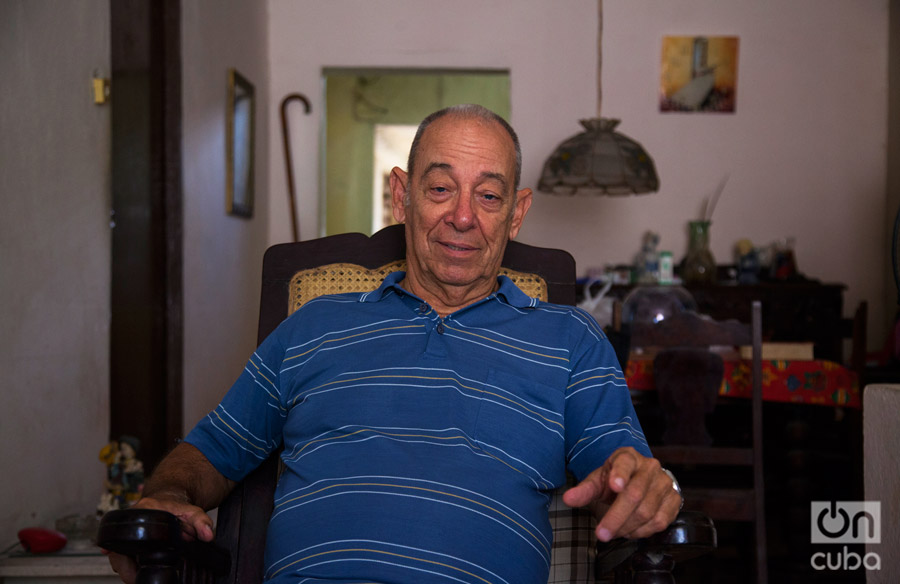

left=269, top=0, right=889, bottom=347
left=581, top=0, right=888, bottom=347
left=0, top=0, right=272, bottom=534
left=182, top=0, right=271, bottom=431
left=0, top=0, right=111, bottom=531
left=267, top=0, right=598, bottom=243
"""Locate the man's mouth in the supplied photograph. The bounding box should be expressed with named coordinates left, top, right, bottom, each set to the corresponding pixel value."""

left=442, top=242, right=477, bottom=252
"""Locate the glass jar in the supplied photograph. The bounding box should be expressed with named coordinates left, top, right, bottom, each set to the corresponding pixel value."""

left=683, top=220, right=716, bottom=285
left=620, top=285, right=698, bottom=354
left=622, top=285, right=698, bottom=328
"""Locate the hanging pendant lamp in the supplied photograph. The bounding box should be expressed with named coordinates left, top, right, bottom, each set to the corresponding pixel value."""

left=537, top=1, right=659, bottom=196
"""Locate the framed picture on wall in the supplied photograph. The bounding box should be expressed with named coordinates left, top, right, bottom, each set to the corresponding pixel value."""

left=226, top=68, right=255, bottom=217
left=660, top=36, right=739, bottom=113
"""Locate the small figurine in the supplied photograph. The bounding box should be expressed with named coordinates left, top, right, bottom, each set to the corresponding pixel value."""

left=634, top=231, right=661, bottom=284
left=734, top=239, right=759, bottom=284
left=97, top=435, right=145, bottom=514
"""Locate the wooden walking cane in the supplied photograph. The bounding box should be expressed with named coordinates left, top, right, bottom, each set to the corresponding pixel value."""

left=280, top=93, right=311, bottom=242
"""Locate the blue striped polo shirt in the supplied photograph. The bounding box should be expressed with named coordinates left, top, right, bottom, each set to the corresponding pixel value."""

left=186, top=272, right=649, bottom=584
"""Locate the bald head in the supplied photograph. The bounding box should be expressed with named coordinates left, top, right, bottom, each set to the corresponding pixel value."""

left=406, top=104, right=522, bottom=192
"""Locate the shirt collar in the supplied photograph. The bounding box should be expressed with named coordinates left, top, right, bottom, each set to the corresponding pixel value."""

left=361, top=271, right=538, bottom=309
left=493, top=274, right=540, bottom=308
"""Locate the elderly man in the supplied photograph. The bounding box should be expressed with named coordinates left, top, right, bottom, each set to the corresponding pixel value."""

left=109, top=104, right=680, bottom=584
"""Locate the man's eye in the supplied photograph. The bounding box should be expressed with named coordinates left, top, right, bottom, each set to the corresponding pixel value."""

left=433, top=187, right=447, bottom=193
left=482, top=193, right=499, bottom=201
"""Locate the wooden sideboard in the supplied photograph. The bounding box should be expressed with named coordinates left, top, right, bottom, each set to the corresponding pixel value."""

left=594, top=281, right=847, bottom=362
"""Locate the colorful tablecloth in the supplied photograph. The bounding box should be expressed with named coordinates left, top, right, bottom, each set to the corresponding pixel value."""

left=625, top=357, right=860, bottom=408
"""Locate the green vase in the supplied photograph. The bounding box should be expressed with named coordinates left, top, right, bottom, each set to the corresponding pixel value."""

left=683, top=220, right=716, bottom=285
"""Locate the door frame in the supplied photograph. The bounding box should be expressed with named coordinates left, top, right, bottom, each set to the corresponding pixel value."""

left=109, top=0, right=182, bottom=471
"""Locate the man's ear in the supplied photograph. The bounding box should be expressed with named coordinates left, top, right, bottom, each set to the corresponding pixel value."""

left=389, top=167, right=409, bottom=224
left=508, top=187, right=533, bottom=239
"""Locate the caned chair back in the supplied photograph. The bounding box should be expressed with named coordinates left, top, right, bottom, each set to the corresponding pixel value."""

left=287, top=260, right=548, bottom=314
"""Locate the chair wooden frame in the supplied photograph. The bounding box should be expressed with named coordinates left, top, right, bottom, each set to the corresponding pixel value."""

left=219, top=224, right=577, bottom=582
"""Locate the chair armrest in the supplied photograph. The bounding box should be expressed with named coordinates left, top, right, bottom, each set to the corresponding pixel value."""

left=595, top=511, right=717, bottom=582
left=97, top=508, right=231, bottom=584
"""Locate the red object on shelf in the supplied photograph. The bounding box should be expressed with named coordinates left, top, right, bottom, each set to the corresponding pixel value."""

left=17, top=527, right=67, bottom=554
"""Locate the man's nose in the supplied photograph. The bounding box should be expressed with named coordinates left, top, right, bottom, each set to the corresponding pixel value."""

left=446, top=192, right=475, bottom=230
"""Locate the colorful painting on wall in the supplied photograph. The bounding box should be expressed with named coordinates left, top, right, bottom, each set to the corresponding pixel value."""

left=660, top=36, right=739, bottom=113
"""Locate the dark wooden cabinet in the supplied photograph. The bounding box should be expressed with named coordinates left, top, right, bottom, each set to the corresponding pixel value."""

left=590, top=281, right=846, bottom=362
left=686, top=282, right=845, bottom=362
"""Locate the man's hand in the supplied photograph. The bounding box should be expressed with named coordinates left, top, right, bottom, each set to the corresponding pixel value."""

left=104, top=496, right=216, bottom=584
left=103, top=443, right=232, bottom=584
left=562, top=447, right=681, bottom=542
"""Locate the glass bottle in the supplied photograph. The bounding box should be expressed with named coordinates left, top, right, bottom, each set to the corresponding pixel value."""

left=683, top=220, right=716, bottom=285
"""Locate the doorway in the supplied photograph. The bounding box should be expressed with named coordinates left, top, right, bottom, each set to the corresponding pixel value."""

left=322, top=68, right=510, bottom=236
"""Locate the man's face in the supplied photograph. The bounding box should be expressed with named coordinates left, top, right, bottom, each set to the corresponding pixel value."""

left=389, top=114, right=532, bottom=303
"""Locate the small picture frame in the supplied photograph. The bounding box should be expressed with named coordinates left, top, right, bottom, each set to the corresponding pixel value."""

left=226, top=68, right=255, bottom=217
left=660, top=36, right=739, bottom=113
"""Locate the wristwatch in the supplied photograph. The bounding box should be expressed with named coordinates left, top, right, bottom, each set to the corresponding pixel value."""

left=661, top=468, right=684, bottom=510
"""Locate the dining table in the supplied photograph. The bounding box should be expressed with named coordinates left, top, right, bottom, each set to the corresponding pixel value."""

left=625, top=353, right=860, bottom=409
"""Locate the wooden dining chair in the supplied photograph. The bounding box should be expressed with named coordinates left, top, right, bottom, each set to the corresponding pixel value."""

left=98, top=224, right=715, bottom=584
left=629, top=301, right=766, bottom=583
